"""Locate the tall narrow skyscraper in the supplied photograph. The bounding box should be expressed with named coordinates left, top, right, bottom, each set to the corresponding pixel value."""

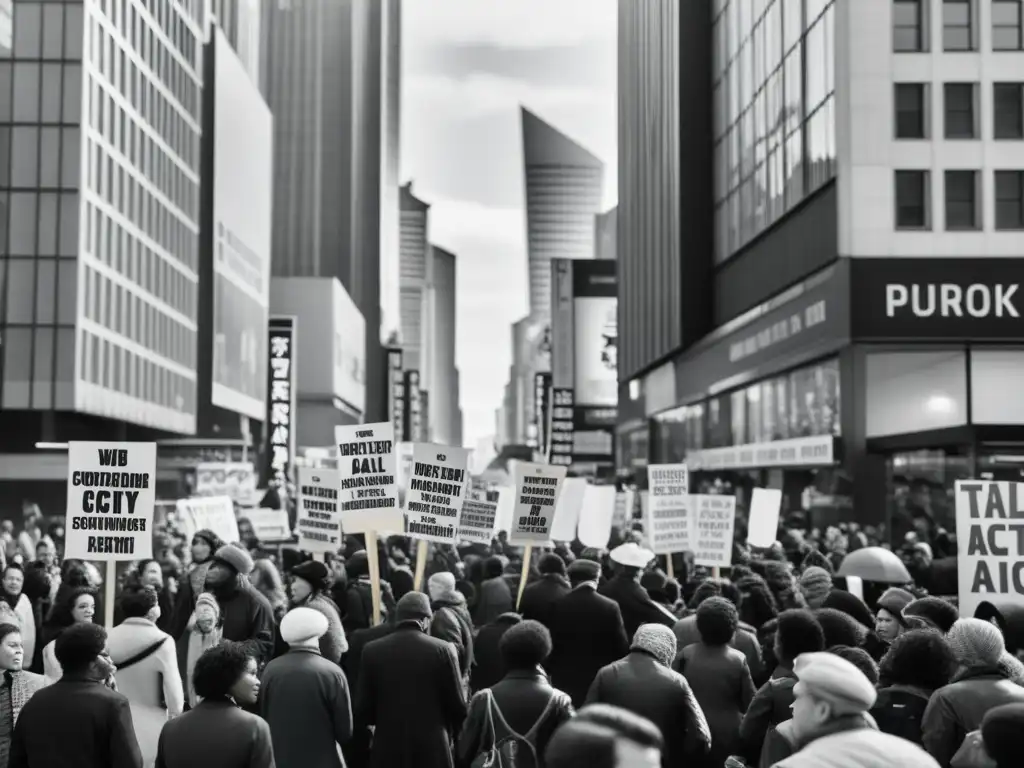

left=399, top=183, right=430, bottom=372
left=426, top=245, right=460, bottom=446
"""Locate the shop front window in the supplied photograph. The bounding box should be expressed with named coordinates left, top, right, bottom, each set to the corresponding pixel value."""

left=731, top=390, right=747, bottom=444
left=707, top=394, right=733, bottom=448
left=885, top=448, right=968, bottom=553
left=790, top=358, right=841, bottom=437
left=652, top=405, right=688, bottom=463
left=616, top=423, right=650, bottom=474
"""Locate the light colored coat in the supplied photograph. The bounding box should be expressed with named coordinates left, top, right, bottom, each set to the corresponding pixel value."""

left=106, top=617, right=184, bottom=768
left=773, top=727, right=942, bottom=768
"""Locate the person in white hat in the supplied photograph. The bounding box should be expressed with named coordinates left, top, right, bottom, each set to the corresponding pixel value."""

left=599, top=543, right=674, bottom=637
left=772, top=652, right=940, bottom=768
left=258, top=607, right=351, bottom=768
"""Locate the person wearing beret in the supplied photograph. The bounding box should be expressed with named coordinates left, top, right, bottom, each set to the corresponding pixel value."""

left=285, top=561, right=347, bottom=665
left=198, top=546, right=276, bottom=667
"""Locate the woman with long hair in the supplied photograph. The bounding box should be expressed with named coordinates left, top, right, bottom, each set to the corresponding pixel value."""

left=41, top=585, right=96, bottom=682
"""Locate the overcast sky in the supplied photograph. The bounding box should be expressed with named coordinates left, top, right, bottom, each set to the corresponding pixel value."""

left=400, top=0, right=617, bottom=452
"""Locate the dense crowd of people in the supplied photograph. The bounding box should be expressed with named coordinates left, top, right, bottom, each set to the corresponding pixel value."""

left=0, top=500, right=1020, bottom=768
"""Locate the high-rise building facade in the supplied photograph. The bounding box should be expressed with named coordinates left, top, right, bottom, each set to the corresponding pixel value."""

left=210, top=0, right=260, bottom=83
left=379, top=0, right=401, bottom=345
left=426, top=245, right=460, bottom=446
left=398, top=182, right=429, bottom=372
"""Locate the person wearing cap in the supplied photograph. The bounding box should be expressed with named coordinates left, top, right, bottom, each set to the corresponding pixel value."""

left=354, top=591, right=467, bottom=768
left=599, top=543, right=674, bottom=638
left=260, top=607, right=351, bottom=768
left=772, top=652, right=940, bottom=768
left=874, top=587, right=915, bottom=646
left=427, top=571, right=474, bottom=685
left=286, top=560, right=347, bottom=665
left=519, top=553, right=572, bottom=630
left=199, top=545, right=276, bottom=667
left=546, top=559, right=629, bottom=708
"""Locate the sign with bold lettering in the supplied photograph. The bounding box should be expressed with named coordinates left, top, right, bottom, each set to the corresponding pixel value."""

left=459, top=490, right=498, bottom=544
left=509, top=461, right=568, bottom=546
left=691, top=494, right=736, bottom=568
left=646, top=464, right=691, bottom=555
left=405, top=443, right=471, bottom=544
left=955, top=480, right=1024, bottom=618
left=176, top=496, right=239, bottom=546
left=65, top=441, right=157, bottom=560
left=263, top=316, right=297, bottom=484
left=296, top=467, right=341, bottom=552
left=335, top=422, right=402, bottom=534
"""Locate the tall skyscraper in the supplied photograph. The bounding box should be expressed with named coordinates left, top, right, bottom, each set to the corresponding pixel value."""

left=426, top=245, right=460, bottom=446
left=399, top=182, right=430, bottom=372
left=210, top=0, right=261, bottom=82
left=521, top=107, right=604, bottom=321
left=379, top=0, right=402, bottom=345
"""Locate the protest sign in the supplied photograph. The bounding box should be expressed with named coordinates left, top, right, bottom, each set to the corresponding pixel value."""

left=646, top=464, right=691, bottom=555
left=193, top=462, right=258, bottom=506
left=692, top=494, right=737, bottom=568
left=509, top=462, right=567, bottom=545
left=578, top=485, right=616, bottom=548
left=335, top=422, right=402, bottom=534
left=550, top=477, right=588, bottom=541
left=65, top=441, right=157, bottom=560
left=612, top=489, right=635, bottom=529
left=747, top=488, right=782, bottom=548
left=296, top=467, right=342, bottom=553
left=955, top=480, right=1024, bottom=618
left=248, top=507, right=292, bottom=542
left=459, top=490, right=498, bottom=544
left=405, top=443, right=471, bottom=544
left=176, top=496, right=239, bottom=545
left=494, top=486, right=515, bottom=534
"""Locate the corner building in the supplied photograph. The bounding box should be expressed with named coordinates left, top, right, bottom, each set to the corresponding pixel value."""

left=618, top=0, right=1024, bottom=544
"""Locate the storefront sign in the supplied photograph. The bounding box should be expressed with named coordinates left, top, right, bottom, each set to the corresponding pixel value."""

left=684, top=434, right=837, bottom=471
left=263, top=316, right=297, bottom=484
left=387, top=348, right=405, bottom=442
left=850, top=258, right=1024, bottom=340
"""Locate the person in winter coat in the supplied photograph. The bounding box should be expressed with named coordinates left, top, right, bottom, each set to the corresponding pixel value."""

left=586, top=624, right=710, bottom=768
left=470, top=613, right=521, bottom=694
left=874, top=587, right=916, bottom=647
left=473, top=556, right=514, bottom=627
left=922, top=618, right=1024, bottom=767
left=286, top=560, right=347, bottom=664
left=0, top=623, right=45, bottom=768
left=176, top=593, right=223, bottom=709
left=456, top=620, right=574, bottom=767
left=249, top=559, right=288, bottom=624
left=518, top=553, right=571, bottom=630
left=0, top=565, right=36, bottom=668
left=966, top=702, right=1024, bottom=768
left=797, top=567, right=833, bottom=610
left=599, top=544, right=674, bottom=638
left=260, top=608, right=352, bottom=768
left=168, top=531, right=225, bottom=638
left=546, top=559, right=629, bottom=708
left=199, top=545, right=276, bottom=666
left=772, top=652, right=940, bottom=768
left=428, top=572, right=474, bottom=682
left=116, top=561, right=174, bottom=634
left=341, top=617, right=395, bottom=768
left=354, top=592, right=467, bottom=768
left=342, top=550, right=396, bottom=634
left=154, top=642, right=272, bottom=768
left=107, top=586, right=184, bottom=768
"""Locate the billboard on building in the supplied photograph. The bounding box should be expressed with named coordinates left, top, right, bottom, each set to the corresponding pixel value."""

left=333, top=282, right=366, bottom=414
left=262, top=316, right=297, bottom=484
left=210, top=27, right=273, bottom=420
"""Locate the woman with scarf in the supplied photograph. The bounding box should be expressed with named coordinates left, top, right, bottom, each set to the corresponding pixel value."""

left=168, top=530, right=225, bottom=640
left=41, top=586, right=96, bottom=682
left=177, top=592, right=223, bottom=710
left=0, top=564, right=35, bottom=666
left=283, top=560, right=346, bottom=664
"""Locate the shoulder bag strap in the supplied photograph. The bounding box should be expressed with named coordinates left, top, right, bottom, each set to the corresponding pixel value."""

left=114, top=637, right=168, bottom=671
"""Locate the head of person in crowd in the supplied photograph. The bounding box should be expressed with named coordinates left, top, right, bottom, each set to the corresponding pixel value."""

left=774, top=609, right=826, bottom=671
left=814, top=607, right=868, bottom=649
left=483, top=555, right=505, bottom=581
left=687, top=580, right=722, bottom=611
left=288, top=560, right=331, bottom=606
left=545, top=703, right=664, bottom=768
left=903, top=597, right=958, bottom=634
left=135, top=559, right=164, bottom=590
left=538, top=553, right=567, bottom=579
left=249, top=558, right=287, bottom=611
left=567, top=559, right=601, bottom=589
left=735, top=575, right=779, bottom=629
left=193, top=641, right=261, bottom=706
left=0, top=623, right=24, bottom=672
left=235, top=518, right=259, bottom=550
left=980, top=702, right=1024, bottom=768
left=280, top=606, right=328, bottom=651
left=50, top=586, right=96, bottom=628
left=631, top=624, right=677, bottom=668
left=346, top=550, right=370, bottom=581
left=878, top=628, right=957, bottom=694
left=947, top=618, right=1007, bottom=674
left=190, top=529, right=224, bottom=566
left=205, top=544, right=255, bottom=592
left=639, top=571, right=671, bottom=606
left=193, top=593, right=221, bottom=635
left=500, top=619, right=552, bottom=674
left=790, top=652, right=877, bottom=746
left=696, top=596, right=739, bottom=648
left=55, top=623, right=114, bottom=682
left=827, top=645, right=879, bottom=685
left=34, top=539, right=56, bottom=569
left=799, top=566, right=833, bottom=609
left=394, top=591, right=433, bottom=633
left=60, top=559, right=91, bottom=588
left=874, top=587, right=915, bottom=643
left=820, top=587, right=875, bottom=630
left=799, top=548, right=834, bottom=575
left=2, top=562, right=24, bottom=602
left=973, top=601, right=1024, bottom=656
left=426, top=571, right=458, bottom=605
left=119, top=585, right=161, bottom=624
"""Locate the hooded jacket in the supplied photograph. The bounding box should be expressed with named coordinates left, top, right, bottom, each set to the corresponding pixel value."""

left=430, top=588, right=474, bottom=678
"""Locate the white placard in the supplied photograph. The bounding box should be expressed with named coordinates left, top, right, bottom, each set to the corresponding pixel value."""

left=494, top=486, right=515, bottom=535
left=646, top=463, right=692, bottom=555
left=193, top=461, right=258, bottom=506
left=335, top=422, right=402, bottom=534
left=550, top=477, right=588, bottom=541
left=459, top=490, right=498, bottom=544
left=747, top=488, right=783, bottom=548
left=578, top=485, right=617, bottom=548
left=691, top=494, right=737, bottom=568
left=405, top=443, right=471, bottom=544
left=65, top=441, right=157, bottom=561
left=955, top=480, right=1024, bottom=619
left=613, top=489, right=635, bottom=529
left=176, top=496, right=239, bottom=546
left=509, top=462, right=568, bottom=545
left=247, top=507, right=292, bottom=543
left=296, top=467, right=342, bottom=553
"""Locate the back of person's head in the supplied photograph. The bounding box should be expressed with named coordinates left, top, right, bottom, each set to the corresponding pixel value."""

left=879, top=628, right=957, bottom=692
left=776, top=609, right=826, bottom=663
left=696, top=596, right=738, bottom=646
left=827, top=645, right=879, bottom=685
left=714, top=578, right=743, bottom=610
left=538, top=553, right=566, bottom=576
left=687, top=580, right=721, bottom=610
left=982, top=702, right=1024, bottom=768
left=54, top=623, right=107, bottom=676
left=545, top=704, right=663, bottom=768
left=484, top=555, right=505, bottom=580
left=814, top=607, right=867, bottom=649
left=499, top=619, right=552, bottom=671
left=118, top=585, right=158, bottom=619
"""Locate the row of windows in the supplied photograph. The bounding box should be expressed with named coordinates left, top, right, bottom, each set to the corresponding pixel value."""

left=894, top=169, right=1024, bottom=230
left=3, top=257, right=77, bottom=327
left=2, top=126, right=80, bottom=192
left=84, top=198, right=197, bottom=320
left=3, top=192, right=80, bottom=259
left=0, top=326, right=75, bottom=411
left=894, top=82, right=1024, bottom=140
left=79, top=328, right=196, bottom=414
left=10, top=2, right=85, bottom=61
left=1, top=62, right=83, bottom=125
left=894, top=0, right=1024, bottom=52
left=82, top=263, right=196, bottom=370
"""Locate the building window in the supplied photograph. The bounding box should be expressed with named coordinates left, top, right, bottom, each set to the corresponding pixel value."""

left=894, top=0, right=927, bottom=51
left=945, top=170, right=979, bottom=230
left=993, top=1, right=1024, bottom=50
left=994, top=83, right=1024, bottom=139
left=895, top=84, right=928, bottom=138
left=944, top=83, right=977, bottom=138
left=895, top=170, right=930, bottom=229
left=943, top=0, right=974, bottom=50
left=995, top=171, right=1024, bottom=230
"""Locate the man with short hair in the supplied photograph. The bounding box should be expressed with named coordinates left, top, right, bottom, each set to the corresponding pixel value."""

left=9, top=623, right=143, bottom=768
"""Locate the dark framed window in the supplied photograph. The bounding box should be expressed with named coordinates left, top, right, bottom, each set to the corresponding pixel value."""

left=895, top=83, right=927, bottom=138
left=944, top=83, right=977, bottom=138
left=894, top=0, right=927, bottom=51
left=895, top=170, right=930, bottom=229
left=945, top=170, right=979, bottom=230
left=943, top=0, right=974, bottom=50
left=995, top=171, right=1024, bottom=230
left=993, top=0, right=1024, bottom=50
left=994, top=83, right=1024, bottom=139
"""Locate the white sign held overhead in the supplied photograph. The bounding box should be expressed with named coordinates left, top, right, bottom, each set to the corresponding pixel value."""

left=613, top=489, right=635, bottom=529
left=65, top=442, right=157, bottom=561
left=550, top=477, right=588, bottom=542
left=577, top=485, right=616, bottom=549
left=459, top=490, right=498, bottom=544
left=176, top=496, right=239, bottom=546
left=509, top=462, right=568, bottom=546
left=405, top=443, right=472, bottom=544
left=248, top=507, right=292, bottom=543
left=335, top=422, right=402, bottom=534
left=692, top=494, right=737, bottom=568
left=747, top=488, right=783, bottom=548
left=955, top=480, right=1024, bottom=618
left=296, top=467, right=342, bottom=553
left=646, top=464, right=692, bottom=555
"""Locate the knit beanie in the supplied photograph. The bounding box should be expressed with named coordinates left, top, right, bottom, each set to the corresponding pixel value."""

left=799, top=567, right=834, bottom=608
left=982, top=702, right=1024, bottom=768
left=291, top=560, right=330, bottom=591
left=800, top=549, right=834, bottom=575
left=213, top=544, right=254, bottom=576
left=876, top=587, right=916, bottom=622
left=903, top=597, right=959, bottom=634
left=631, top=623, right=677, bottom=668
left=195, top=592, right=219, bottom=616
left=947, top=618, right=1006, bottom=669
left=428, top=572, right=456, bottom=602
left=395, top=591, right=432, bottom=623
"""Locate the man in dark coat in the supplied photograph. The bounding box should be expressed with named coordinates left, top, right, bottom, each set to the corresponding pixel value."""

left=342, top=618, right=395, bottom=768
left=10, top=623, right=143, bottom=768
left=599, top=543, right=675, bottom=638
left=518, top=553, right=571, bottom=630
left=427, top=572, right=474, bottom=681
left=547, top=559, right=630, bottom=707
left=470, top=613, right=521, bottom=694
left=355, top=592, right=467, bottom=768
left=203, top=545, right=276, bottom=665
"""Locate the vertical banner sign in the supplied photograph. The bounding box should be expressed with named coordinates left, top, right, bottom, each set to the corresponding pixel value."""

left=65, top=441, right=157, bottom=560
left=335, top=422, right=402, bottom=535
left=459, top=489, right=498, bottom=544
left=533, top=372, right=552, bottom=459
left=549, top=388, right=574, bottom=466
left=388, top=348, right=406, bottom=442
left=646, top=464, right=691, bottom=555
left=404, top=370, right=422, bottom=442
left=405, top=443, right=471, bottom=544
left=550, top=257, right=575, bottom=467
left=264, top=316, right=297, bottom=484
left=510, top=462, right=568, bottom=545
left=955, top=480, right=1024, bottom=618
left=692, top=494, right=737, bottom=568
left=296, top=467, right=341, bottom=553
left=571, top=260, right=617, bottom=467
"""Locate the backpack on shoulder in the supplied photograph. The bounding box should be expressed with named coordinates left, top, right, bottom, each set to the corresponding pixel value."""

left=472, top=689, right=558, bottom=768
